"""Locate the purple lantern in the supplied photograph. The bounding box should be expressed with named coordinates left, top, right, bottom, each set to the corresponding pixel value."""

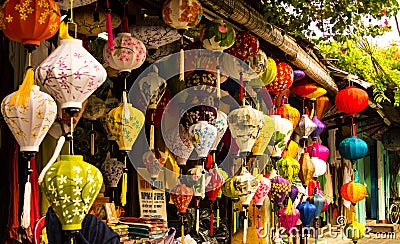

left=268, top=176, right=290, bottom=205
left=310, top=116, right=326, bottom=140
left=278, top=199, right=300, bottom=234
left=293, top=70, right=305, bottom=81
left=306, top=142, right=329, bottom=162
left=288, top=185, right=299, bottom=203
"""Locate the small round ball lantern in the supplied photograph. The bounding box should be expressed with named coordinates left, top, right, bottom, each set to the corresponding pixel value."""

left=200, top=19, right=236, bottom=51
left=340, top=181, right=367, bottom=205
left=265, top=61, right=294, bottom=95
left=226, top=30, right=259, bottom=61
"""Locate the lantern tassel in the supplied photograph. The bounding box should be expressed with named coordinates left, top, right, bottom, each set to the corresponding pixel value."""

left=105, top=0, right=114, bottom=51
left=150, top=112, right=155, bottom=151
left=10, top=68, right=34, bottom=107
left=181, top=215, right=185, bottom=244
left=121, top=156, right=128, bottom=206
left=38, top=136, right=66, bottom=183
left=195, top=198, right=200, bottom=233
left=179, top=48, right=184, bottom=82
left=210, top=203, right=214, bottom=236
left=21, top=161, right=31, bottom=229
left=216, top=200, right=220, bottom=228
left=90, top=124, right=95, bottom=155
left=243, top=207, right=248, bottom=244
left=310, top=101, right=315, bottom=118
left=233, top=204, right=237, bottom=233
left=216, top=56, right=221, bottom=99
left=239, top=71, right=244, bottom=104
left=59, top=21, right=73, bottom=40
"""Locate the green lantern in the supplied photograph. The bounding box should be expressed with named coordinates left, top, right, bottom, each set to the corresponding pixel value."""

left=40, top=155, right=103, bottom=232
left=200, top=19, right=235, bottom=51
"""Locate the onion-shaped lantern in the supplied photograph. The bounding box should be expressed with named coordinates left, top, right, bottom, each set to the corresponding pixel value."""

left=340, top=181, right=367, bottom=205
left=164, top=124, right=194, bottom=166
left=298, top=153, right=315, bottom=187
left=276, top=97, right=300, bottom=129
left=251, top=114, right=275, bottom=156
left=335, top=86, right=368, bottom=115
left=290, top=80, right=318, bottom=98
left=278, top=199, right=300, bottom=235
left=310, top=116, right=326, bottom=140
left=311, top=193, right=326, bottom=219
left=311, top=156, right=327, bottom=178
left=138, top=66, right=167, bottom=110
left=269, top=115, right=293, bottom=158
left=142, top=150, right=166, bottom=181
left=288, top=185, right=299, bottom=203
left=40, top=155, right=103, bottom=232
left=36, top=39, right=107, bottom=110
left=277, top=156, right=300, bottom=183
left=260, top=57, right=277, bottom=86
left=268, top=176, right=290, bottom=205
left=315, top=95, right=330, bottom=119
left=295, top=114, right=317, bottom=140
left=297, top=201, right=316, bottom=227
left=382, top=127, right=400, bottom=151
left=293, top=70, right=306, bottom=81
left=101, top=158, right=124, bottom=188
left=228, top=106, right=264, bottom=154
left=188, top=121, right=217, bottom=159
left=339, top=136, right=368, bottom=163
left=344, top=221, right=365, bottom=243
left=227, top=30, right=259, bottom=61
left=265, top=61, right=294, bottom=95
left=200, top=19, right=235, bottom=51
left=306, top=142, right=329, bottom=162
left=210, top=110, right=228, bottom=151
left=306, top=87, right=327, bottom=100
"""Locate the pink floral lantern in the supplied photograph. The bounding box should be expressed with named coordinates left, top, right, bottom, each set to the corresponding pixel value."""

left=205, top=166, right=225, bottom=235
left=253, top=176, right=271, bottom=236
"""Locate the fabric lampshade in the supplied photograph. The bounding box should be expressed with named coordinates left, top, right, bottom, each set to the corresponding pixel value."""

left=253, top=176, right=271, bottom=207
left=339, top=136, right=368, bottom=163
left=101, top=158, right=124, bottom=188
left=340, top=181, right=367, bottom=205
left=233, top=167, right=259, bottom=206
left=138, top=66, right=167, bottom=110
left=268, top=176, right=290, bottom=205
left=298, top=153, right=315, bottom=186
left=143, top=150, right=166, bottom=181
left=290, top=80, right=317, bottom=98
left=306, top=142, right=329, bottom=162
left=335, top=86, right=368, bottom=115
left=311, top=157, right=327, bottom=177
left=227, top=30, right=259, bottom=61
left=277, top=156, right=300, bottom=183
left=297, top=201, right=316, bottom=227
left=276, top=98, right=300, bottom=129
left=295, top=114, right=317, bottom=139
left=188, top=121, right=217, bottom=158
left=206, top=167, right=225, bottom=201
left=170, top=183, right=193, bottom=213
left=210, top=110, right=228, bottom=151
left=278, top=199, right=300, bottom=234
left=268, top=115, right=293, bottom=158
left=310, top=116, right=326, bottom=140
left=251, top=114, right=275, bottom=156
left=162, top=0, right=203, bottom=30
left=200, top=19, right=236, bottom=51
left=265, top=61, right=294, bottom=95
left=260, top=57, right=277, bottom=86
left=164, top=124, right=194, bottom=166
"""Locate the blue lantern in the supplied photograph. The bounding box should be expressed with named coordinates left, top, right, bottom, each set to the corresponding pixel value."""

left=297, top=201, right=316, bottom=227
left=339, top=136, right=368, bottom=163
left=312, top=194, right=325, bottom=219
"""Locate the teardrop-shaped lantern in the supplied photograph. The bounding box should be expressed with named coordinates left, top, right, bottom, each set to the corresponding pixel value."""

left=278, top=199, right=300, bottom=234
left=315, top=95, right=330, bottom=119
left=253, top=176, right=271, bottom=207
left=251, top=114, right=275, bottom=156
left=164, top=125, right=194, bottom=166
left=293, top=70, right=306, bottom=81
left=344, top=221, right=365, bottom=243
left=265, top=61, right=294, bottom=95
left=339, top=136, right=368, bottom=163
left=298, top=153, right=315, bottom=187
left=200, top=19, right=236, bottom=51
left=162, top=0, right=203, bottom=30
left=282, top=141, right=300, bottom=159
left=260, top=57, right=277, bottom=86
left=306, top=87, right=327, bottom=100
left=335, top=86, right=368, bottom=115
left=276, top=98, right=300, bottom=129
left=233, top=167, right=259, bottom=206
left=228, top=106, right=264, bottom=154
left=288, top=185, right=299, bottom=203
left=268, top=176, right=290, bottom=205
left=297, top=201, right=316, bottom=227
left=40, top=155, right=103, bottom=231
left=310, top=116, right=326, bottom=140
left=340, top=181, right=367, bottom=205
left=311, top=193, right=325, bottom=219
left=101, top=158, right=124, bottom=188
left=311, top=157, right=327, bottom=178
left=170, top=183, right=194, bottom=213
left=269, top=115, right=293, bottom=158
left=306, top=142, right=329, bottom=162
left=382, top=127, right=400, bottom=151
left=103, top=33, right=147, bottom=73
left=277, top=156, right=300, bottom=183
left=187, top=165, right=211, bottom=199
left=210, top=110, right=228, bottom=151
left=290, top=80, right=318, bottom=98
left=188, top=121, right=217, bottom=158
left=295, top=114, right=317, bottom=139
left=226, top=30, right=259, bottom=61
left=138, top=66, right=167, bottom=110
left=143, top=150, right=166, bottom=181
left=36, top=39, right=107, bottom=110
left=206, top=167, right=225, bottom=201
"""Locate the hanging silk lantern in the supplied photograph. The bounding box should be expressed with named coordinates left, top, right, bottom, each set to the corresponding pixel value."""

left=130, top=15, right=181, bottom=51
left=310, top=116, right=326, bottom=140
left=297, top=201, right=316, bottom=227
left=277, top=157, right=300, bottom=183
left=220, top=54, right=259, bottom=82
left=268, top=115, right=293, bottom=158
left=295, top=114, right=317, bottom=139
left=164, top=125, right=194, bottom=166
left=253, top=176, right=271, bottom=207
left=0, top=0, right=60, bottom=47
left=298, top=153, right=315, bottom=186
left=188, top=121, right=217, bottom=158
left=315, top=95, right=330, bottom=119
left=306, top=87, right=327, bottom=100
left=248, top=50, right=268, bottom=75
left=181, top=105, right=217, bottom=131
left=187, top=165, right=210, bottom=199
left=260, top=57, right=277, bottom=86
left=146, top=41, right=180, bottom=63
left=311, top=156, right=327, bottom=178
left=278, top=199, right=300, bottom=234
left=293, top=70, right=306, bottom=81
left=282, top=141, right=299, bottom=159
left=228, top=106, right=264, bottom=154
left=345, top=221, right=366, bottom=243
left=339, top=136, right=368, bottom=163
left=103, top=33, right=146, bottom=74
left=306, top=142, right=329, bottom=162
left=40, top=155, right=103, bottom=232
left=268, top=176, right=290, bottom=205
left=311, top=193, right=326, bottom=219
left=205, top=167, right=225, bottom=235
left=170, top=182, right=194, bottom=243
left=138, top=66, right=167, bottom=110
left=251, top=114, right=275, bottom=156
left=227, top=30, right=259, bottom=61
left=290, top=80, right=318, bottom=98
left=210, top=110, right=228, bottom=151
left=382, top=127, right=400, bottom=151
left=82, top=95, right=106, bottom=120
left=288, top=185, right=299, bottom=203
left=143, top=150, right=166, bottom=181
left=101, top=158, right=124, bottom=188
left=222, top=176, right=240, bottom=233
left=162, top=0, right=203, bottom=30
left=276, top=98, right=301, bottom=129
left=340, top=181, right=367, bottom=205
left=36, top=39, right=107, bottom=110
left=335, top=86, right=369, bottom=115
left=265, top=61, right=294, bottom=95
left=200, top=19, right=235, bottom=51
left=185, top=70, right=217, bottom=100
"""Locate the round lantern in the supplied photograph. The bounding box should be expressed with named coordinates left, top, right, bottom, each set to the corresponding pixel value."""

left=200, top=19, right=236, bottom=51
left=103, top=33, right=146, bottom=73
left=297, top=201, right=316, bottom=227
left=0, top=0, right=60, bottom=47
left=335, top=86, right=368, bottom=115
left=277, top=157, right=300, bottom=183
left=339, top=136, right=368, bottom=163
left=276, top=97, right=301, bottom=129
left=306, top=87, right=327, bottom=100
left=101, top=158, right=124, bottom=188
left=282, top=141, right=300, bottom=159
left=40, top=155, right=103, bottom=231
left=344, top=221, right=366, bottom=243
left=298, top=153, right=315, bottom=186
left=130, top=15, right=181, bottom=51
left=188, top=121, right=217, bottom=158
left=227, top=30, right=259, bottom=61
left=248, top=49, right=268, bottom=75
left=306, top=142, right=329, bottom=162
left=295, top=114, right=317, bottom=139
left=340, top=181, right=367, bottom=205
left=382, top=127, right=400, bottom=151
left=268, top=115, right=293, bottom=158
left=260, top=57, right=277, bottom=86
left=36, top=39, right=107, bottom=110
left=251, top=114, right=275, bottom=156
left=227, top=106, right=264, bottom=154
left=310, top=116, right=326, bottom=140
left=143, top=150, right=166, bottom=181
left=278, top=199, right=300, bottom=234
left=210, top=110, right=228, bottom=151
left=265, top=61, right=294, bottom=95
left=162, top=0, right=203, bottom=30
left=268, top=176, right=290, bottom=205
left=290, top=80, right=318, bottom=98
left=310, top=157, right=327, bottom=178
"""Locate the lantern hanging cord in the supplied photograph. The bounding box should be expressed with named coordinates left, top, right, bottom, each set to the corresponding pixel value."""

left=38, top=136, right=66, bottom=183
left=70, top=116, right=74, bottom=155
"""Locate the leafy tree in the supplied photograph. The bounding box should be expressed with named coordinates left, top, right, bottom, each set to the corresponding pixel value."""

left=262, top=0, right=399, bottom=41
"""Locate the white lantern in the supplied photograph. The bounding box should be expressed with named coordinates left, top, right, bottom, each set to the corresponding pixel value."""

left=268, top=115, right=293, bottom=158
left=248, top=49, right=268, bottom=75
left=164, top=124, right=194, bottom=166
left=295, top=114, right=317, bottom=139
left=188, top=121, right=217, bottom=158
left=36, top=39, right=107, bottom=110
left=210, top=110, right=228, bottom=151
left=138, top=66, right=167, bottom=110
left=311, top=157, right=327, bottom=178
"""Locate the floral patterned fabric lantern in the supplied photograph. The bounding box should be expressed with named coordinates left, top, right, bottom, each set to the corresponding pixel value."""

left=188, top=121, right=217, bottom=158
left=335, top=86, right=368, bottom=115
left=295, top=114, right=317, bottom=139
left=306, top=142, right=329, bottom=162
left=227, top=30, right=259, bottom=61
left=276, top=98, right=301, bottom=129
left=248, top=49, right=268, bottom=75
left=382, top=127, right=400, bottom=151
left=339, top=136, right=368, bottom=163
left=200, top=19, right=235, bottom=51
left=101, top=158, right=124, bottom=188
left=260, top=57, right=277, bottom=86
left=265, top=61, right=294, bottom=95
left=36, top=39, right=107, bottom=110
left=277, top=157, right=300, bottom=183
left=0, top=0, right=60, bottom=47
left=164, top=125, right=194, bottom=166
left=340, top=181, right=367, bottom=205
left=40, top=155, right=103, bottom=231
left=298, top=153, right=315, bottom=186
left=143, top=150, right=166, bottom=181
left=138, top=66, right=167, bottom=110
left=278, top=199, right=300, bottom=234
left=103, top=33, right=146, bottom=73
left=310, top=116, right=326, bottom=140
left=253, top=176, right=271, bottom=207
left=210, top=110, right=228, bottom=151
left=268, top=176, right=290, bottom=205
left=228, top=106, right=264, bottom=154
left=269, top=115, right=293, bottom=158
left=290, top=80, right=318, bottom=98
left=162, top=0, right=203, bottom=30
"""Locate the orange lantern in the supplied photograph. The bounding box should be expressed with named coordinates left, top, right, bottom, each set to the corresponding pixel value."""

left=290, top=80, right=318, bottom=98
left=315, top=95, right=330, bottom=119
left=0, top=0, right=60, bottom=48
left=340, top=181, right=367, bottom=205
left=298, top=152, right=315, bottom=187
left=335, top=86, right=368, bottom=116
left=276, top=97, right=300, bottom=129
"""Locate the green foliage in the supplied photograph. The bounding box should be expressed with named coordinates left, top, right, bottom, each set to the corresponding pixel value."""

left=262, top=0, right=399, bottom=41
left=317, top=39, right=400, bottom=106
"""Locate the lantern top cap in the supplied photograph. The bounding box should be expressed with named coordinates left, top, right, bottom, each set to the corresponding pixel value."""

left=118, top=32, right=132, bottom=37
left=59, top=39, right=83, bottom=45
left=60, top=155, right=84, bottom=161
left=212, top=19, right=225, bottom=24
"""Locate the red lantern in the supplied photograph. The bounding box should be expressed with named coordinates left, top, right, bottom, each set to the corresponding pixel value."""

left=340, top=181, right=367, bottom=205
left=265, top=61, right=294, bottom=95
left=0, top=0, right=60, bottom=47
left=335, top=86, right=368, bottom=115
left=290, top=80, right=318, bottom=98
left=226, top=30, right=259, bottom=61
